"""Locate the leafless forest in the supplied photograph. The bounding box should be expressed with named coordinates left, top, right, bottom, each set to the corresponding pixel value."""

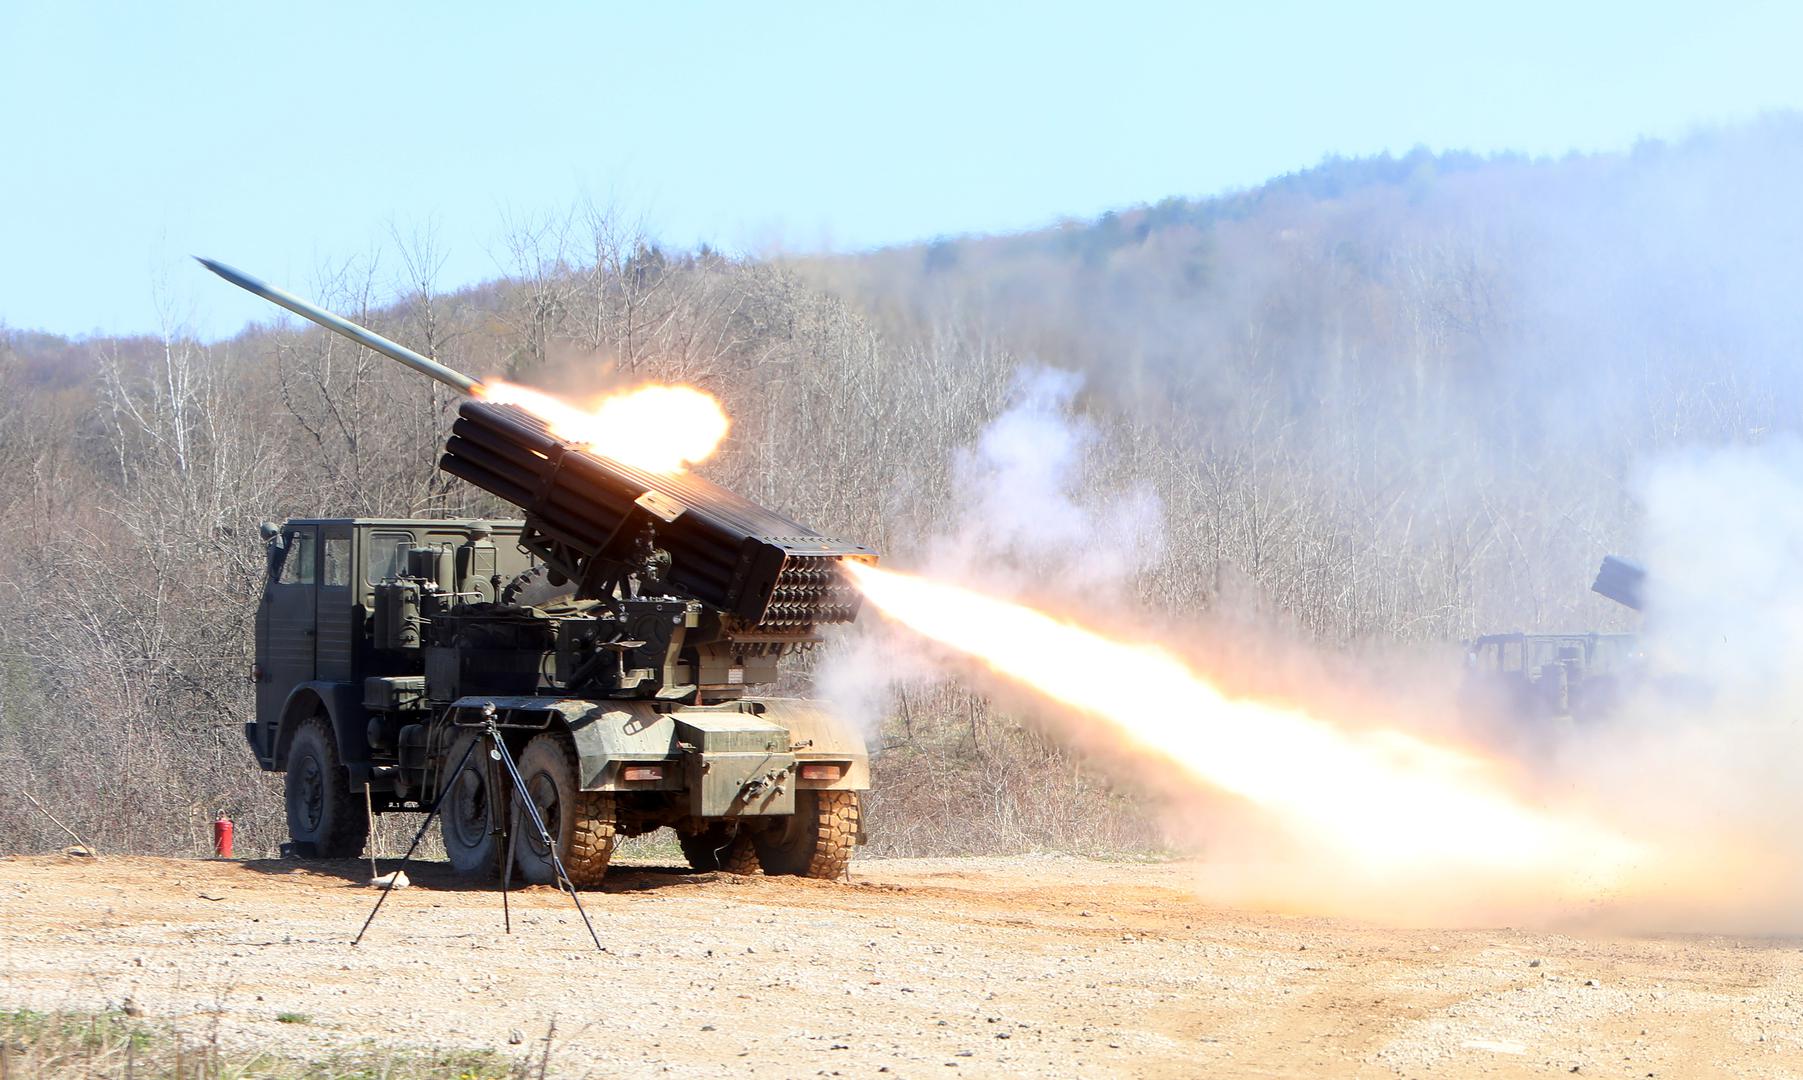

left=3, top=122, right=1800, bottom=858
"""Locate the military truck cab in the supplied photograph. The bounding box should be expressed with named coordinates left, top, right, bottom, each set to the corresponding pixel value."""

left=250, top=516, right=868, bottom=881
left=250, top=518, right=532, bottom=774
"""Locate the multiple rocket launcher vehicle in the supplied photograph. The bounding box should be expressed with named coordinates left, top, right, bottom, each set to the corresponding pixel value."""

left=201, top=258, right=877, bottom=882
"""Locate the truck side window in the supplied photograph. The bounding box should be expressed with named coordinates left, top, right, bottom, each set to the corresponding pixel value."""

left=278, top=531, right=316, bottom=585
left=323, top=536, right=351, bottom=587
left=367, top=531, right=414, bottom=582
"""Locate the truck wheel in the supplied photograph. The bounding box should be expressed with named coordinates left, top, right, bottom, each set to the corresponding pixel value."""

left=284, top=717, right=369, bottom=858
left=514, top=733, right=616, bottom=887
left=678, top=825, right=761, bottom=874
left=753, top=791, right=859, bottom=879
left=439, top=731, right=508, bottom=878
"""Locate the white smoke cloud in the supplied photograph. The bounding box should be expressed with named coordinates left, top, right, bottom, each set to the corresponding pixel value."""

left=818, top=365, right=1161, bottom=730
left=924, top=365, right=1163, bottom=589
left=1638, top=440, right=1803, bottom=704
left=1536, top=438, right=1803, bottom=930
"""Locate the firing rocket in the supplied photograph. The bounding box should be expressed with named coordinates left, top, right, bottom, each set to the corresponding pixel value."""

left=194, top=257, right=481, bottom=395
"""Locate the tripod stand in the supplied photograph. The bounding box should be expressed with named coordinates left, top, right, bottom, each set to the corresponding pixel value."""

left=353, top=709, right=603, bottom=951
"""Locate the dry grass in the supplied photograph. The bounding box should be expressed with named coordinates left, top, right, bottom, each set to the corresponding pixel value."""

left=857, top=685, right=1169, bottom=858
left=0, top=1008, right=552, bottom=1080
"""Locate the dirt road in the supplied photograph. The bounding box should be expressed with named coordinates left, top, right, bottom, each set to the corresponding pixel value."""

left=1, top=851, right=1798, bottom=1078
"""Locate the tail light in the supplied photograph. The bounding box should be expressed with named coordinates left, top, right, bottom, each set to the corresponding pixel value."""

left=799, top=763, right=843, bottom=781
left=621, top=765, right=664, bottom=782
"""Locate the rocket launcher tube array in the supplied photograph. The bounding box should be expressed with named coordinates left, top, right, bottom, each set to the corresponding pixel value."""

left=443, top=400, right=874, bottom=628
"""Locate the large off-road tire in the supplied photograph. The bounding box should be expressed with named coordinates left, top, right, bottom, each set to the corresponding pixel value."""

left=753, top=791, right=859, bottom=879
left=284, top=717, right=369, bottom=858
left=439, top=731, right=509, bottom=879
left=514, top=733, right=616, bottom=887
left=678, top=824, right=761, bottom=875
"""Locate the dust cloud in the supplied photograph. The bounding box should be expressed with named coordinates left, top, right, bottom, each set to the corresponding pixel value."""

left=824, top=365, right=1803, bottom=932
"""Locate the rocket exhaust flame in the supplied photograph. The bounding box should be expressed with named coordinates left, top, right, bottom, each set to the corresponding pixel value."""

left=473, top=379, right=730, bottom=474
left=845, top=562, right=1647, bottom=894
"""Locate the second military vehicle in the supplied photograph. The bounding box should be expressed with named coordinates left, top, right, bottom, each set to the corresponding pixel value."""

left=1460, top=631, right=1641, bottom=724
left=1458, top=556, right=1649, bottom=726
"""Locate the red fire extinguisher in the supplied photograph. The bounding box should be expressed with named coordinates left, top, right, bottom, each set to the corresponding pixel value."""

left=213, top=814, right=234, bottom=859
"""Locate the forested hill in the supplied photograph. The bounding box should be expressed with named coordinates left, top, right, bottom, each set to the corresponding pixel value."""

left=4, top=118, right=1801, bottom=856
left=811, top=117, right=1803, bottom=431
left=793, top=115, right=1803, bottom=625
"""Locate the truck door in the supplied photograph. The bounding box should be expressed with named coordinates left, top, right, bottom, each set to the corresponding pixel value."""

left=256, top=524, right=318, bottom=761
left=316, top=525, right=355, bottom=681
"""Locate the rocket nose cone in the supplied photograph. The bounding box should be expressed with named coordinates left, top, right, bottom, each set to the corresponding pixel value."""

left=193, top=257, right=263, bottom=295
left=194, top=257, right=234, bottom=284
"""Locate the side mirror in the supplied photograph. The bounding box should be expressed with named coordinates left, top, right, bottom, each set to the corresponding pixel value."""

left=259, top=521, right=282, bottom=543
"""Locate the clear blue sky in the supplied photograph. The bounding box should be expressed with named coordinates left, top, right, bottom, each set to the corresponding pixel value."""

left=3, top=1, right=1800, bottom=340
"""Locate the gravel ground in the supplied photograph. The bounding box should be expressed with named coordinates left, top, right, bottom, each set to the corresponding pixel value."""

left=1, top=851, right=1800, bottom=1078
